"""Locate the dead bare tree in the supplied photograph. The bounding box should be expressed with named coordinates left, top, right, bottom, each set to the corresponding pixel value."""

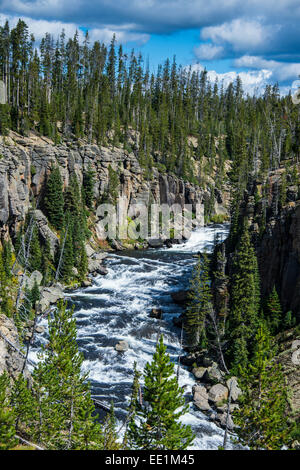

left=223, top=379, right=233, bottom=450
left=55, top=223, right=69, bottom=281
left=15, top=218, right=36, bottom=311
left=176, top=323, right=184, bottom=382
left=208, top=304, right=229, bottom=375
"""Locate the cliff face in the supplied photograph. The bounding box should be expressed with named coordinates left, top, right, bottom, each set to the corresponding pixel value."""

left=257, top=202, right=300, bottom=319
left=229, top=172, right=300, bottom=320
left=0, top=314, right=30, bottom=381
left=0, top=132, right=227, bottom=242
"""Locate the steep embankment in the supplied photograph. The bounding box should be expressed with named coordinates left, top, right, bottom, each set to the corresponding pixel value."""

left=0, top=131, right=228, bottom=243
left=237, top=174, right=300, bottom=320
left=216, top=173, right=300, bottom=424
left=0, top=131, right=229, bottom=379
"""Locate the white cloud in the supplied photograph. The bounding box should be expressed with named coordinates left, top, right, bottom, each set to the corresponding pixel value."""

left=0, top=13, right=149, bottom=45
left=194, top=43, right=224, bottom=60
left=201, top=19, right=278, bottom=52
left=190, top=63, right=272, bottom=95
left=234, top=55, right=300, bottom=82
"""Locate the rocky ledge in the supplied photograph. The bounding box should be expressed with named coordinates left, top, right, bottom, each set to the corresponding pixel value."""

left=182, top=351, right=242, bottom=431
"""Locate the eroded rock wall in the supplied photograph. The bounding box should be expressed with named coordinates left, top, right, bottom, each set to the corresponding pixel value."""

left=0, top=133, right=221, bottom=240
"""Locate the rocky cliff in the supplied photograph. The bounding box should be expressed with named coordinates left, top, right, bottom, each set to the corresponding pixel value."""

left=0, top=314, right=30, bottom=381
left=237, top=173, right=300, bottom=320
left=0, top=131, right=228, bottom=245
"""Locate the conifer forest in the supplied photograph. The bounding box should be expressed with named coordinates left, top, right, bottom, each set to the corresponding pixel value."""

left=0, top=12, right=299, bottom=454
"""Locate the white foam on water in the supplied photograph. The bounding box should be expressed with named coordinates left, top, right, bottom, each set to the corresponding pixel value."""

left=167, top=224, right=229, bottom=253
left=29, top=224, right=238, bottom=450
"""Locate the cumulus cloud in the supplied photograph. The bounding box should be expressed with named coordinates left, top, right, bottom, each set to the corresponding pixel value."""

left=0, top=13, right=149, bottom=44
left=194, top=43, right=224, bottom=60
left=0, top=0, right=299, bottom=35
left=190, top=63, right=273, bottom=95
left=1, top=0, right=300, bottom=90
left=201, top=19, right=278, bottom=53
left=235, top=55, right=300, bottom=83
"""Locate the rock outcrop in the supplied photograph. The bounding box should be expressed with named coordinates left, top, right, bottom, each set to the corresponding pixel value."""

left=234, top=175, right=300, bottom=320
left=115, top=340, right=129, bottom=352
left=37, top=284, right=64, bottom=313
left=0, top=314, right=30, bottom=380
left=0, top=132, right=221, bottom=244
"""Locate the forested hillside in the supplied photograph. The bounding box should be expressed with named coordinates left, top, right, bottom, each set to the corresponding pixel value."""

left=0, top=19, right=299, bottom=188
left=0, top=19, right=300, bottom=451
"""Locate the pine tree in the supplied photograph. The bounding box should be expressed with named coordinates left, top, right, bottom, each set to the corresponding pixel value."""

left=0, top=246, right=13, bottom=317
left=29, top=226, right=42, bottom=271
left=283, top=310, right=296, bottom=329
left=82, top=165, right=95, bottom=209
left=30, top=280, right=40, bottom=308
left=128, top=335, right=194, bottom=450
left=102, top=402, right=122, bottom=450
left=233, top=324, right=291, bottom=450
left=41, top=237, right=53, bottom=285
left=265, top=286, right=282, bottom=333
left=74, top=389, right=103, bottom=450
left=44, top=166, right=64, bottom=230
left=228, top=221, right=261, bottom=370
left=186, top=253, right=211, bottom=348
left=0, top=372, right=17, bottom=450
left=60, top=218, right=74, bottom=281
left=30, top=300, right=102, bottom=449
left=11, top=373, right=36, bottom=435
left=77, top=242, right=88, bottom=281
left=123, top=361, right=141, bottom=447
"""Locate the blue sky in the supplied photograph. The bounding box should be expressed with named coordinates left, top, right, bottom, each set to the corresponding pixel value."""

left=1, top=0, right=300, bottom=94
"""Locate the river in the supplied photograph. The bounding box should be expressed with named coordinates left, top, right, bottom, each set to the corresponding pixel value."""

left=30, top=223, right=240, bottom=450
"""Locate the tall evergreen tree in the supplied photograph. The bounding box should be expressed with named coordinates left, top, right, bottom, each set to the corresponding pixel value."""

left=233, top=324, right=291, bottom=450
left=265, top=286, right=282, bottom=334
left=0, top=373, right=17, bottom=450
left=228, top=220, right=261, bottom=370
left=44, top=166, right=64, bottom=230
left=186, top=253, right=211, bottom=348
left=128, top=335, right=194, bottom=450
left=82, top=165, right=95, bottom=209
left=30, top=300, right=102, bottom=449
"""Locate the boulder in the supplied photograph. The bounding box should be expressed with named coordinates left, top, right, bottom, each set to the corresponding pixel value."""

left=181, top=354, right=197, bottom=367
left=208, top=384, right=229, bottom=403
left=85, top=243, right=96, bottom=258
left=202, top=356, right=214, bottom=367
left=216, top=412, right=234, bottom=430
left=164, top=239, right=173, bottom=248
left=203, top=363, right=224, bottom=383
left=72, top=267, right=78, bottom=276
left=0, top=314, right=31, bottom=380
left=88, top=258, right=108, bottom=276
left=193, top=384, right=211, bottom=411
left=35, top=325, right=45, bottom=334
left=148, top=239, right=164, bottom=248
left=33, top=210, right=59, bottom=257
left=24, top=270, right=43, bottom=290
left=92, top=252, right=108, bottom=262
left=226, top=377, right=242, bottom=402
left=111, top=239, right=125, bottom=251
left=291, top=340, right=300, bottom=351
left=149, top=308, right=162, bottom=319
left=115, top=340, right=129, bottom=352
left=38, top=284, right=64, bottom=312
left=82, top=279, right=92, bottom=288
left=192, top=366, right=207, bottom=380
left=171, top=290, right=188, bottom=305
left=217, top=403, right=239, bottom=413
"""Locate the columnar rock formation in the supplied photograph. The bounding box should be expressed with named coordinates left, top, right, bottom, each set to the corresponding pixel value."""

left=0, top=132, right=226, bottom=242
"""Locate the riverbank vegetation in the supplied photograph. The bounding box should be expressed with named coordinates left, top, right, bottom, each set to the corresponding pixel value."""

left=0, top=19, right=299, bottom=450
